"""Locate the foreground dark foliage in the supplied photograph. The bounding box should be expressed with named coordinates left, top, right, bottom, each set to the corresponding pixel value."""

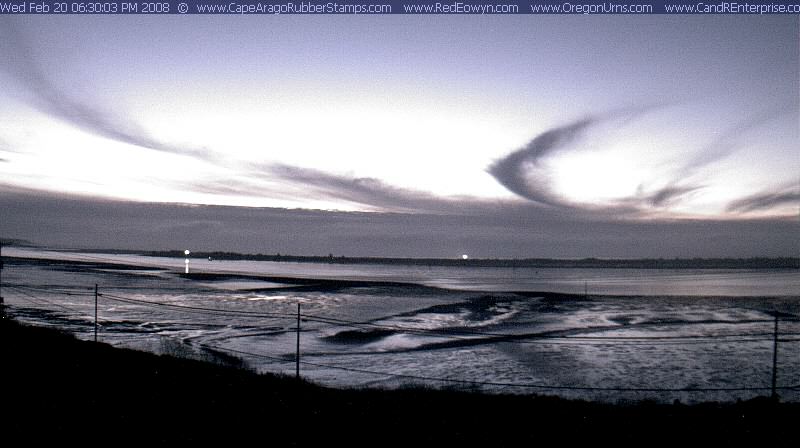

left=2, top=316, right=797, bottom=446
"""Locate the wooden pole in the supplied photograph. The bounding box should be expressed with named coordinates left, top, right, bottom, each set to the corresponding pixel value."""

left=94, top=284, right=98, bottom=343
left=0, top=241, right=4, bottom=306
left=296, top=302, right=301, bottom=380
left=771, top=316, right=779, bottom=400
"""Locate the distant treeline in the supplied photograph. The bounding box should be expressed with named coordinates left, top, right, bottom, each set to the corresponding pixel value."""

left=0, top=238, right=35, bottom=247
left=129, top=250, right=800, bottom=269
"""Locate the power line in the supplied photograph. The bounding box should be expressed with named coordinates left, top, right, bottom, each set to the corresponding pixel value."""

left=10, top=284, right=95, bottom=296
left=7, top=283, right=800, bottom=396
left=99, top=292, right=295, bottom=320
left=9, top=286, right=292, bottom=338
left=6, top=286, right=115, bottom=328
left=7, top=286, right=90, bottom=315
left=196, top=342, right=800, bottom=393
left=300, top=314, right=478, bottom=341
left=198, top=343, right=295, bottom=365
left=13, top=284, right=797, bottom=345
left=300, top=312, right=793, bottom=345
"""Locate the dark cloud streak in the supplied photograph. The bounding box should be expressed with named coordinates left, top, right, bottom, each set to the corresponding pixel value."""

left=487, top=117, right=594, bottom=207
left=0, top=18, right=214, bottom=162
left=645, top=184, right=702, bottom=207
left=726, top=185, right=800, bottom=213
left=264, top=163, right=484, bottom=214
left=486, top=106, right=659, bottom=210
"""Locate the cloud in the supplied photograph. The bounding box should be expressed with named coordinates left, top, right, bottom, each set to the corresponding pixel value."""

left=177, top=178, right=286, bottom=199
left=486, top=106, right=658, bottom=209
left=726, top=185, right=800, bottom=213
left=263, top=163, right=482, bottom=214
left=632, top=107, right=795, bottom=213
left=0, top=18, right=214, bottom=162
left=487, top=117, right=594, bottom=207
left=486, top=105, right=796, bottom=217
left=643, top=184, right=703, bottom=208
left=259, top=163, right=648, bottom=224
left=680, top=107, right=793, bottom=175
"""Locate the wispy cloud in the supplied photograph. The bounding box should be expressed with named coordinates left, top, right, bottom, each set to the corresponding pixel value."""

left=263, top=163, right=482, bottom=214
left=0, top=136, right=20, bottom=155
left=642, top=107, right=795, bottom=214
left=485, top=105, right=797, bottom=218
left=258, top=163, right=647, bottom=223
left=0, top=19, right=214, bottom=162
left=682, top=108, right=793, bottom=174
left=178, top=178, right=283, bottom=199
left=241, top=109, right=658, bottom=217
left=643, top=184, right=703, bottom=208
left=726, top=185, right=800, bottom=214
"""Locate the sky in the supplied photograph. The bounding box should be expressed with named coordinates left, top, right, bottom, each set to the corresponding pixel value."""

left=0, top=14, right=798, bottom=258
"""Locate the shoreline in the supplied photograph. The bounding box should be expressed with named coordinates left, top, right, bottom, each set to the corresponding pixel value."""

left=7, top=255, right=798, bottom=300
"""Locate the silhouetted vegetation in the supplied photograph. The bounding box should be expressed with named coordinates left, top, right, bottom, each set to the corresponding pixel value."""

left=0, top=237, right=35, bottom=247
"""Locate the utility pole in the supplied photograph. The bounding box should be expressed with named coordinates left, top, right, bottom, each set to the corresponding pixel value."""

left=296, top=302, right=301, bottom=380
left=0, top=241, right=5, bottom=307
left=94, top=284, right=98, bottom=343
left=771, top=315, right=779, bottom=400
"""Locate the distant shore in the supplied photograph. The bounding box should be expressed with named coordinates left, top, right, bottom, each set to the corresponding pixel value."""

left=2, top=239, right=797, bottom=269
left=79, top=248, right=800, bottom=269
